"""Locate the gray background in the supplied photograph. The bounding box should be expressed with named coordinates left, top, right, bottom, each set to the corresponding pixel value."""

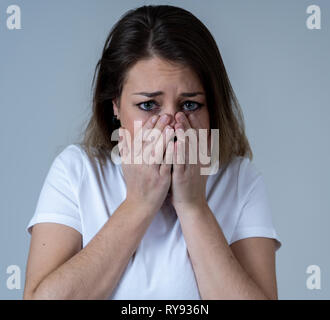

left=1, top=0, right=329, bottom=299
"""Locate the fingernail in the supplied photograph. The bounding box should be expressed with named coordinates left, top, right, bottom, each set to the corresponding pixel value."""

left=151, top=115, right=158, bottom=123
left=161, top=114, right=169, bottom=123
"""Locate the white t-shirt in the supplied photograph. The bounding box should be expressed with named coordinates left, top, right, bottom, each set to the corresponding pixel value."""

left=26, top=144, right=281, bottom=300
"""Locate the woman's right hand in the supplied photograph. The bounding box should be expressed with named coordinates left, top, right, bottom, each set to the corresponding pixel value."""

left=118, top=114, right=175, bottom=214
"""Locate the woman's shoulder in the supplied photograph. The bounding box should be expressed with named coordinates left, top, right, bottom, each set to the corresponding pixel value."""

left=57, top=143, right=84, bottom=158
left=226, top=155, right=266, bottom=198
left=56, top=143, right=114, bottom=167
left=209, top=155, right=262, bottom=190
left=49, top=144, right=86, bottom=186
left=57, top=143, right=122, bottom=182
left=232, top=155, right=262, bottom=180
left=224, top=155, right=261, bottom=178
left=55, top=143, right=86, bottom=168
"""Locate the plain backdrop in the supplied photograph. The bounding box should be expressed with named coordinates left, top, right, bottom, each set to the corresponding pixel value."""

left=0, top=0, right=329, bottom=299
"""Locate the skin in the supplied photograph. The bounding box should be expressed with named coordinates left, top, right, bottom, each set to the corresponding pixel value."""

left=114, top=56, right=278, bottom=299
left=113, top=56, right=210, bottom=210
left=24, top=56, right=278, bottom=300
left=113, top=56, right=210, bottom=141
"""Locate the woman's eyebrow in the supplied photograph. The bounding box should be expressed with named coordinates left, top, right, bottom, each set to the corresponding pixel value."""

left=132, top=91, right=205, bottom=97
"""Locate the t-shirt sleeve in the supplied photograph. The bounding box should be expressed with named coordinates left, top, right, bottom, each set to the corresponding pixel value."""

left=230, top=158, right=282, bottom=251
left=26, top=144, right=84, bottom=235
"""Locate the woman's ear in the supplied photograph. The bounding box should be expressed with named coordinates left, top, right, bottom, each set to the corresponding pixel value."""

left=112, top=98, right=120, bottom=120
left=112, top=98, right=120, bottom=119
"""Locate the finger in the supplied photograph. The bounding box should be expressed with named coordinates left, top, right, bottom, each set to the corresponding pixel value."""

left=174, top=122, right=185, bottom=142
left=143, top=114, right=172, bottom=164
left=187, top=131, right=198, bottom=165
left=175, top=122, right=190, bottom=166
left=153, top=125, right=175, bottom=165
left=133, top=115, right=160, bottom=157
left=188, top=113, right=205, bottom=164
left=175, top=112, right=191, bottom=131
left=141, top=115, right=160, bottom=141
left=173, top=127, right=185, bottom=173
left=176, top=113, right=200, bottom=165
left=144, top=113, right=172, bottom=143
left=160, top=139, right=174, bottom=177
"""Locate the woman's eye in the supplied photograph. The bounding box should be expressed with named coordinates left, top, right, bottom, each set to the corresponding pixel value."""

left=182, top=101, right=203, bottom=112
left=135, top=100, right=158, bottom=112
left=135, top=100, right=203, bottom=112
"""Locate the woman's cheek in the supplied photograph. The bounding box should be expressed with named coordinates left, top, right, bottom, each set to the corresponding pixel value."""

left=197, top=110, right=210, bottom=131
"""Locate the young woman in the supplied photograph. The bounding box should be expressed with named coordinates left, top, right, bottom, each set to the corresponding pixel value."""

left=24, top=5, right=281, bottom=300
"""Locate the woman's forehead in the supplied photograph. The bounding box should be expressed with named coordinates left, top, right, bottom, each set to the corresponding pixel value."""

left=123, top=57, right=204, bottom=94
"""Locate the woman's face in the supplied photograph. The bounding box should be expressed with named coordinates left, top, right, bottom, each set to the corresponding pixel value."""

left=112, top=56, right=210, bottom=140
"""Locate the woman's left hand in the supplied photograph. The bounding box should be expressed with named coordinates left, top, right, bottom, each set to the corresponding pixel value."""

left=168, top=112, right=210, bottom=215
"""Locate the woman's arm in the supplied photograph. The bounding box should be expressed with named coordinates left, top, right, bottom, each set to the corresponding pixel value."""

left=176, top=203, right=278, bottom=300
left=23, top=199, right=155, bottom=300
left=169, top=112, right=278, bottom=299
left=24, top=114, right=174, bottom=300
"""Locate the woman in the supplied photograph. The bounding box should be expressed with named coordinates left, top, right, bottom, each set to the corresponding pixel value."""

left=24, top=5, right=281, bottom=300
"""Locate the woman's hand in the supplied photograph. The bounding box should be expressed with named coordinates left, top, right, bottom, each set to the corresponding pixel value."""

left=168, top=112, right=210, bottom=214
left=119, top=114, right=175, bottom=215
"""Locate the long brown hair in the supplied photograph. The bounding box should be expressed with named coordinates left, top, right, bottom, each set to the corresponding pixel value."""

left=78, top=4, right=252, bottom=168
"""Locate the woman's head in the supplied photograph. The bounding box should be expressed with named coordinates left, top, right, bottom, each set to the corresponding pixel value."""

left=112, top=56, right=210, bottom=139
left=80, top=4, right=252, bottom=167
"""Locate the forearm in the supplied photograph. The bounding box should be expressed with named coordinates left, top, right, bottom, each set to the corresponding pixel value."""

left=29, top=200, right=155, bottom=300
left=176, top=203, right=269, bottom=300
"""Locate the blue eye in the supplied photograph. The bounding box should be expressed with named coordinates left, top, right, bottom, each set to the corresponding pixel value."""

left=182, top=101, right=203, bottom=112
left=135, top=100, right=158, bottom=112
left=135, top=100, right=203, bottom=112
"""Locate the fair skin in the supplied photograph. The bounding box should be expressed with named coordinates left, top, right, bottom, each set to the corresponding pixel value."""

left=24, top=56, right=278, bottom=300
